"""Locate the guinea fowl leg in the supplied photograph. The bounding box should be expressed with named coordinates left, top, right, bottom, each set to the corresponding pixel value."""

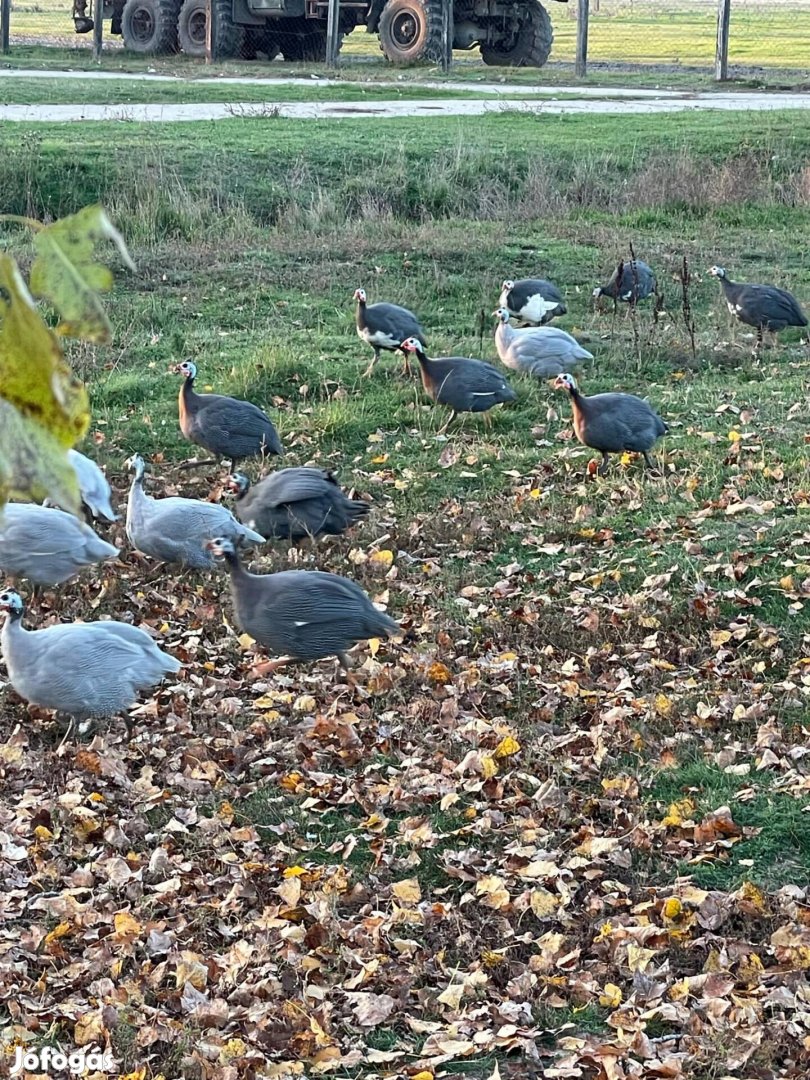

left=642, top=451, right=660, bottom=475
left=250, top=656, right=292, bottom=678
left=438, top=410, right=458, bottom=435
left=178, top=457, right=218, bottom=471
left=597, top=452, right=611, bottom=476
left=363, top=347, right=381, bottom=378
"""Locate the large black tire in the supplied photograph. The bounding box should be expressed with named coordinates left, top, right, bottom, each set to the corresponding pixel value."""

left=378, top=0, right=443, bottom=64
left=121, top=0, right=180, bottom=54
left=177, top=0, right=244, bottom=57
left=480, top=0, right=553, bottom=67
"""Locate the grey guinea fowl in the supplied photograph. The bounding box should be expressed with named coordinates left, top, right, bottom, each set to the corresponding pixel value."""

left=207, top=536, right=399, bottom=673
left=0, top=503, right=118, bottom=587
left=126, top=454, right=265, bottom=569
left=554, top=373, right=667, bottom=475
left=593, top=259, right=657, bottom=305
left=499, top=278, right=567, bottom=326
left=0, top=589, right=179, bottom=728
left=176, top=361, right=283, bottom=467
left=493, top=307, right=593, bottom=378
left=227, top=468, right=369, bottom=543
left=353, top=288, right=426, bottom=377
left=400, top=336, right=517, bottom=432
left=708, top=265, right=808, bottom=347
left=68, top=448, right=118, bottom=523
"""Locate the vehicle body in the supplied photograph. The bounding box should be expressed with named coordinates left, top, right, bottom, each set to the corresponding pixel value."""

left=73, top=0, right=567, bottom=66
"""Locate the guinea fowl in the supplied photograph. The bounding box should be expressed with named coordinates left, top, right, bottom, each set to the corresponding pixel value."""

left=499, top=278, right=566, bottom=326
left=400, top=336, right=517, bottom=432
left=175, top=361, right=283, bottom=468
left=593, top=259, right=657, bottom=306
left=554, top=373, right=667, bottom=475
left=126, top=455, right=265, bottom=569
left=493, top=308, right=593, bottom=378
left=0, top=589, right=180, bottom=732
left=353, top=288, right=426, bottom=377
left=708, top=266, right=808, bottom=347
left=207, top=536, right=399, bottom=675
left=68, top=449, right=118, bottom=523
left=0, top=504, right=118, bottom=587
left=227, top=469, right=369, bottom=543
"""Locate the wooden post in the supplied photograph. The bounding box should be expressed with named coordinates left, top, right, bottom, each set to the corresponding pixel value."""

left=325, top=0, right=340, bottom=67
left=206, top=0, right=215, bottom=61
left=92, top=0, right=103, bottom=60
left=1, top=0, right=10, bottom=55
left=715, top=0, right=731, bottom=81
left=575, top=0, right=589, bottom=78
left=440, top=0, right=452, bottom=72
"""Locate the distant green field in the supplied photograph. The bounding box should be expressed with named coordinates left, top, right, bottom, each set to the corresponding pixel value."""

left=4, top=1, right=809, bottom=71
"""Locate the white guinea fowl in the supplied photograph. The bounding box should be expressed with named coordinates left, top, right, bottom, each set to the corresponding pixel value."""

left=126, top=455, right=265, bottom=569
left=68, top=449, right=119, bottom=523
left=492, top=307, right=593, bottom=378
left=0, top=503, right=118, bottom=587
left=0, top=589, right=180, bottom=730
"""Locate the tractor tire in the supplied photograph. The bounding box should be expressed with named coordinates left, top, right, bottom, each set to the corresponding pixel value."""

left=121, top=0, right=179, bottom=53
left=177, top=0, right=244, bottom=57
left=378, top=0, right=443, bottom=64
left=480, top=0, right=553, bottom=67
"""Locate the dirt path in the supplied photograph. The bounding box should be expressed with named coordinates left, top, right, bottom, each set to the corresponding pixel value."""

left=0, top=89, right=808, bottom=122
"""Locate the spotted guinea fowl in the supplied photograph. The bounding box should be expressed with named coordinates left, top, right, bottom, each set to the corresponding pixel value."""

left=493, top=308, right=593, bottom=378
left=353, top=288, right=426, bottom=377
left=126, top=454, right=264, bottom=569
left=0, top=589, right=180, bottom=732
left=593, top=259, right=657, bottom=306
left=499, top=278, right=566, bottom=326
left=207, top=536, right=399, bottom=674
left=400, top=336, right=517, bottom=432
left=67, top=449, right=118, bottom=523
left=554, top=373, right=667, bottom=475
left=227, top=469, right=369, bottom=543
left=708, top=266, right=808, bottom=347
left=0, top=504, right=118, bottom=587
left=175, top=361, right=283, bottom=468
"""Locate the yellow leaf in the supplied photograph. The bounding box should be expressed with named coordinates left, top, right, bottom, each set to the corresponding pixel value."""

left=662, top=798, right=695, bottom=828
left=34, top=825, right=54, bottom=841
left=370, top=549, right=394, bottom=568
left=739, top=881, right=767, bottom=913
left=476, top=874, right=510, bottom=909
left=113, top=911, right=142, bottom=943
left=529, top=488, right=542, bottom=499
left=530, top=889, right=559, bottom=918
left=238, top=632, right=256, bottom=650
left=599, top=982, right=622, bottom=1008
left=44, top=921, right=72, bottom=945
left=277, top=877, right=302, bottom=908
left=74, top=1012, right=105, bottom=1046
left=780, top=575, right=795, bottom=591
left=283, top=865, right=307, bottom=878
left=663, top=897, right=683, bottom=921
left=368, top=636, right=381, bottom=657
left=728, top=429, right=741, bottom=442
left=626, top=944, right=657, bottom=972
left=30, top=205, right=136, bottom=344
left=426, top=661, right=452, bottom=685
left=437, top=983, right=464, bottom=1010
left=481, top=754, right=498, bottom=780
left=392, top=878, right=422, bottom=905
left=620, top=451, right=634, bottom=466
left=654, top=693, right=673, bottom=716
left=710, top=629, right=733, bottom=648
left=412, top=1073, right=434, bottom=1080
left=175, top=953, right=208, bottom=989
left=293, top=694, right=317, bottom=713
left=494, top=735, right=520, bottom=759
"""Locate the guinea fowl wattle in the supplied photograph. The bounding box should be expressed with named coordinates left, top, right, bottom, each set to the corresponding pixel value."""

left=400, top=336, right=517, bottom=432
left=227, top=468, right=369, bottom=543
left=175, top=360, right=283, bottom=468
left=554, top=373, right=667, bottom=475
left=207, top=536, right=399, bottom=675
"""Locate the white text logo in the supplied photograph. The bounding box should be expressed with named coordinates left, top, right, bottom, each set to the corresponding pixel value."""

left=11, top=1044, right=116, bottom=1075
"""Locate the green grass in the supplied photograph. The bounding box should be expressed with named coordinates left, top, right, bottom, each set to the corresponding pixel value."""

left=2, top=106, right=810, bottom=1076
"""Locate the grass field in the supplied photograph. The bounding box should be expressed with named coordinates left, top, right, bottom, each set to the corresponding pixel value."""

left=1, top=109, right=810, bottom=1078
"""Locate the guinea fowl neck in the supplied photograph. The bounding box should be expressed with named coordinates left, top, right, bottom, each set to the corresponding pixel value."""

left=222, top=547, right=249, bottom=582
left=180, top=374, right=200, bottom=412
left=355, top=298, right=367, bottom=330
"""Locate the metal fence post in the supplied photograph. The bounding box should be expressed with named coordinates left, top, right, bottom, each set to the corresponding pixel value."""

left=715, top=0, right=731, bottom=81
left=575, top=0, right=589, bottom=78
left=1, top=0, right=10, bottom=55
left=92, top=0, right=103, bottom=60
left=440, top=0, right=452, bottom=72
left=326, top=0, right=340, bottom=67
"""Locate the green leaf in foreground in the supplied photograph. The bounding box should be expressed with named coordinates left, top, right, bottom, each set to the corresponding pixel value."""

left=29, top=204, right=136, bottom=344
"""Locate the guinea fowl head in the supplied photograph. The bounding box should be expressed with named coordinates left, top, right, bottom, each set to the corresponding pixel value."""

left=0, top=590, right=24, bottom=619
left=176, top=360, right=197, bottom=380
left=501, top=279, right=515, bottom=292
left=400, top=337, right=422, bottom=354
left=353, top=288, right=367, bottom=303
left=554, top=373, right=579, bottom=395
left=226, top=473, right=251, bottom=497
left=125, top=454, right=146, bottom=481
left=492, top=307, right=511, bottom=324
left=205, top=537, right=237, bottom=561
left=708, top=266, right=726, bottom=280
left=592, top=286, right=604, bottom=299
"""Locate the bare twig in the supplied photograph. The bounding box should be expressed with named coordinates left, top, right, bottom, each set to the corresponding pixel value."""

left=678, top=255, right=697, bottom=362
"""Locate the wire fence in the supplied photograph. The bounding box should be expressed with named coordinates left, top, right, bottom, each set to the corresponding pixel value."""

left=1, top=0, right=809, bottom=71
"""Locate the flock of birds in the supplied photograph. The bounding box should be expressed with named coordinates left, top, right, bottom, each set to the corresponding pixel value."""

left=0, top=259, right=807, bottom=733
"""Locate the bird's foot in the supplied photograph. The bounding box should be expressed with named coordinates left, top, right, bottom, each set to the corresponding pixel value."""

left=249, top=656, right=291, bottom=679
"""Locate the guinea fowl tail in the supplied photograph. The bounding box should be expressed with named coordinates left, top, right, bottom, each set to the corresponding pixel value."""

left=238, top=523, right=266, bottom=546
left=374, top=611, right=400, bottom=638
left=346, top=499, right=371, bottom=524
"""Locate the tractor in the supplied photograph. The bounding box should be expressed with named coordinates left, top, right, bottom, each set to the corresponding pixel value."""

left=72, top=0, right=567, bottom=66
